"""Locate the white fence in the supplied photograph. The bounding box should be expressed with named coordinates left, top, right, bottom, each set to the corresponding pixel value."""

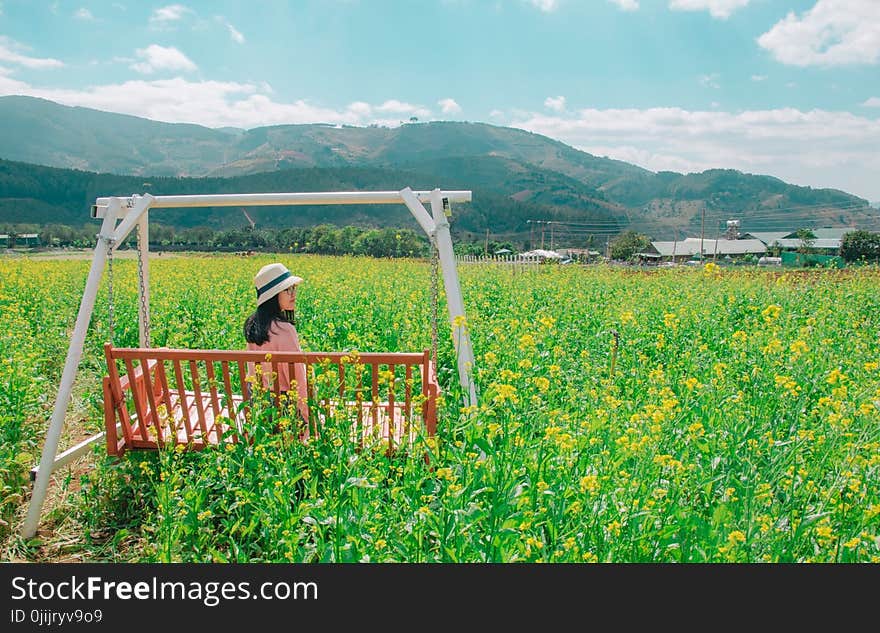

left=456, top=254, right=546, bottom=266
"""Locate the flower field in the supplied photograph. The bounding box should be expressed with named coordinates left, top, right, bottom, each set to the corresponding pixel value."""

left=1, top=254, right=879, bottom=562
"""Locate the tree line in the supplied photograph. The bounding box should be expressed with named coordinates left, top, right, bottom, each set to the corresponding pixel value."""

left=1, top=222, right=516, bottom=258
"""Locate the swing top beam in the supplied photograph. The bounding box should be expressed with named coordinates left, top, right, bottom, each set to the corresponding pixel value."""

left=92, top=190, right=473, bottom=215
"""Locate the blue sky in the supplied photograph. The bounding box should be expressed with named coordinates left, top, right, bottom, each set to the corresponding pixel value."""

left=1, top=0, right=879, bottom=200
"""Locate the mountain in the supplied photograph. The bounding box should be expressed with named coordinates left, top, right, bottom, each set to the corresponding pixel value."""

left=0, top=95, right=874, bottom=239
left=0, top=158, right=617, bottom=239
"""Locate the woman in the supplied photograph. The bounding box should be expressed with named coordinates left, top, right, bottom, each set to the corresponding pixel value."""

left=243, top=262, right=310, bottom=428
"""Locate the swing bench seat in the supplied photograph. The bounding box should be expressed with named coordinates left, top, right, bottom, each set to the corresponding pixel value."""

left=102, top=344, right=439, bottom=457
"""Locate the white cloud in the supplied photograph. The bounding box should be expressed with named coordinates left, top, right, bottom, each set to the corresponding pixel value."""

left=438, top=98, right=462, bottom=115
left=609, top=0, right=639, bottom=11
left=0, top=36, right=64, bottom=69
left=131, top=45, right=197, bottom=74
left=528, top=0, right=558, bottom=12
left=505, top=105, right=880, bottom=199
left=758, top=0, right=880, bottom=67
left=74, top=8, right=94, bottom=20
left=348, top=101, right=372, bottom=117
left=150, top=4, right=192, bottom=26
left=751, top=74, right=767, bottom=82
left=376, top=99, right=431, bottom=119
left=862, top=97, right=880, bottom=107
left=544, top=95, right=566, bottom=112
left=699, top=73, right=720, bottom=89
left=215, top=16, right=245, bottom=44
left=669, top=0, right=750, bottom=19
left=0, top=72, right=447, bottom=131
left=226, top=23, right=245, bottom=44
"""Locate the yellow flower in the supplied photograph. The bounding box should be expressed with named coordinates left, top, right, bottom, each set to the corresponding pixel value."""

left=789, top=340, right=809, bottom=355
left=815, top=524, right=834, bottom=541
left=518, top=333, right=536, bottom=350
left=435, top=467, right=455, bottom=481
left=843, top=537, right=861, bottom=550
left=826, top=368, right=848, bottom=385
left=492, top=383, right=519, bottom=404
left=763, top=338, right=783, bottom=355
left=579, top=475, right=599, bottom=494
left=727, top=530, right=746, bottom=546
left=761, top=304, right=782, bottom=321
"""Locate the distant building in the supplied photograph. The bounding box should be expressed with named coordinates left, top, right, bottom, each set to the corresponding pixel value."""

left=643, top=237, right=766, bottom=262
left=743, top=228, right=848, bottom=254
left=559, top=247, right=601, bottom=261
left=519, top=249, right=564, bottom=261
left=0, top=234, right=8, bottom=248
left=19, top=233, right=41, bottom=248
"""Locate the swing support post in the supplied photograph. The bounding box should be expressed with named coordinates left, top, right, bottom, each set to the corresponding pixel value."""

left=21, top=201, right=121, bottom=539
left=429, top=189, right=478, bottom=408
left=400, top=188, right=477, bottom=407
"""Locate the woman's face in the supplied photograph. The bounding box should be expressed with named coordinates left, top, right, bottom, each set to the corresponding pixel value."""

left=278, top=284, right=297, bottom=311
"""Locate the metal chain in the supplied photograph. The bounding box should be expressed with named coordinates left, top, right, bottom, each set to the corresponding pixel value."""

left=136, top=229, right=151, bottom=348
left=106, top=237, right=115, bottom=346
left=430, top=240, right=440, bottom=370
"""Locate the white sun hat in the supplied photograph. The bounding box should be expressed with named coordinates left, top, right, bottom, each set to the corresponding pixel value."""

left=254, top=262, right=304, bottom=306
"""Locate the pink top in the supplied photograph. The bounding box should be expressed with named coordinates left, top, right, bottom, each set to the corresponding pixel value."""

left=246, top=320, right=309, bottom=419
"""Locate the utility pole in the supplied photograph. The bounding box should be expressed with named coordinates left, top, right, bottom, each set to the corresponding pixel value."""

left=528, top=220, right=534, bottom=250
left=484, top=228, right=489, bottom=256
left=700, top=206, right=705, bottom=261
left=549, top=222, right=555, bottom=251
left=541, top=222, right=546, bottom=250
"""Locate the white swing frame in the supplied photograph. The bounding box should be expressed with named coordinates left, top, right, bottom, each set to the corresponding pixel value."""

left=22, top=187, right=477, bottom=539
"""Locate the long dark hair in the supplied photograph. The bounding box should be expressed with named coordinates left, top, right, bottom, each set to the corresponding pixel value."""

left=243, top=295, right=295, bottom=345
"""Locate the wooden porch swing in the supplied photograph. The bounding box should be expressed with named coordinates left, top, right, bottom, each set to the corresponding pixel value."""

left=23, top=188, right=478, bottom=540
left=101, top=346, right=439, bottom=456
